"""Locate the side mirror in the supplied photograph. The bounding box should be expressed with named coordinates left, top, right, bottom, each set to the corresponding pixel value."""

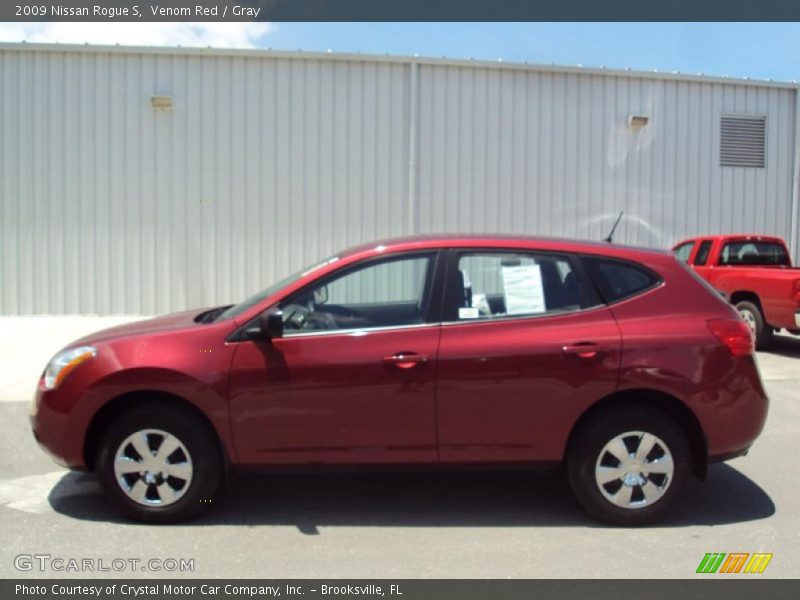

left=246, top=309, right=283, bottom=342
left=261, top=309, right=284, bottom=340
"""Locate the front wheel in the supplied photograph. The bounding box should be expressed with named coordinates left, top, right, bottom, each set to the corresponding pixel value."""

left=567, top=406, right=691, bottom=526
left=96, top=403, right=223, bottom=523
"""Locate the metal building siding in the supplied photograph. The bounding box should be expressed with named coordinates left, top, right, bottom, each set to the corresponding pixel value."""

left=1, top=48, right=412, bottom=314
left=416, top=64, right=797, bottom=249
left=0, top=45, right=797, bottom=315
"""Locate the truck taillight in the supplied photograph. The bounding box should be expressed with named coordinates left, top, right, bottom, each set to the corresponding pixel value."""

left=707, top=318, right=755, bottom=357
left=794, top=279, right=800, bottom=303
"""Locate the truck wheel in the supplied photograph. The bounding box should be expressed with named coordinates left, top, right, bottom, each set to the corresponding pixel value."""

left=567, top=406, right=690, bottom=526
left=96, top=403, right=223, bottom=523
left=735, top=300, right=772, bottom=350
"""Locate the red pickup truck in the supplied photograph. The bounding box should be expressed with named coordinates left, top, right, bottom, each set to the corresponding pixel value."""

left=672, top=234, right=800, bottom=348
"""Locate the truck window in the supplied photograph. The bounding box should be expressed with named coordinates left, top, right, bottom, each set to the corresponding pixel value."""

left=673, top=242, right=694, bottom=264
left=719, top=241, right=790, bottom=266
left=693, top=240, right=713, bottom=266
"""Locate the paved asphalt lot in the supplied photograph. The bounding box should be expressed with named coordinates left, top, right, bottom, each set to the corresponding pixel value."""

left=0, top=317, right=798, bottom=579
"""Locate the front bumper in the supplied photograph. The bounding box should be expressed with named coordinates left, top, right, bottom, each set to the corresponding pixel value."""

left=29, top=382, right=92, bottom=470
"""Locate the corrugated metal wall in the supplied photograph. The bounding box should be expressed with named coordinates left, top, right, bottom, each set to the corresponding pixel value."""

left=1, top=45, right=797, bottom=315
left=416, top=64, right=797, bottom=245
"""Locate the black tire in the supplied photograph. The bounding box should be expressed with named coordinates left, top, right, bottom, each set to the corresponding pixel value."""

left=96, top=403, right=223, bottom=523
left=567, top=405, right=691, bottom=526
left=735, top=300, right=772, bottom=350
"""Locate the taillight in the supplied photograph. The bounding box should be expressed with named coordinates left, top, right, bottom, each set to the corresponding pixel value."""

left=707, top=318, right=755, bottom=357
left=793, top=279, right=800, bottom=303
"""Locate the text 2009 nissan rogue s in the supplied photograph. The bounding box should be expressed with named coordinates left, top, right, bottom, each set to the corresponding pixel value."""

left=30, top=235, right=768, bottom=525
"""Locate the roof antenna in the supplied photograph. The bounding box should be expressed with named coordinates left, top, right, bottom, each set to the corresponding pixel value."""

left=604, top=211, right=624, bottom=243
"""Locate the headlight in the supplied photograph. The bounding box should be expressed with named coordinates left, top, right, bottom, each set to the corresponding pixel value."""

left=43, top=346, right=97, bottom=390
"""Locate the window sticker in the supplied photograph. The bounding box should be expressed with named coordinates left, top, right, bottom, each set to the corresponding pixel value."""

left=459, top=307, right=480, bottom=319
left=501, top=264, right=546, bottom=315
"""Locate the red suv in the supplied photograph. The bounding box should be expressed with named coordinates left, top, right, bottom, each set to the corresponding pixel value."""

left=30, top=236, right=767, bottom=525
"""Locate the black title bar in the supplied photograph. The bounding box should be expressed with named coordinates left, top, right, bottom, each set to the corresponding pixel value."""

left=4, top=0, right=800, bottom=22
left=4, top=580, right=800, bottom=600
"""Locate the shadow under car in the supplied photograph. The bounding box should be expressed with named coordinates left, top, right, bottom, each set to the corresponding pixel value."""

left=48, top=463, right=775, bottom=531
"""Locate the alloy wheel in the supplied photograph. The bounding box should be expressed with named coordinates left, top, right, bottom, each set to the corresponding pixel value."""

left=739, top=308, right=757, bottom=335
left=113, top=429, right=193, bottom=507
left=594, top=431, right=674, bottom=509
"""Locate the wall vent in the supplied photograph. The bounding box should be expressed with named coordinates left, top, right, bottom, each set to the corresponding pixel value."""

left=720, top=114, right=766, bottom=168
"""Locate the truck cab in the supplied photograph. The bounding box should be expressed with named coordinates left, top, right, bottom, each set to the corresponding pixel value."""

left=672, top=234, right=800, bottom=348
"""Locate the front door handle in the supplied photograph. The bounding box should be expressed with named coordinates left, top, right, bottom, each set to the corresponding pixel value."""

left=382, top=352, right=428, bottom=369
left=562, top=343, right=604, bottom=359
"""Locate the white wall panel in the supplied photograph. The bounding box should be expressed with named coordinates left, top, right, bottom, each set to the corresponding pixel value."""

left=0, top=44, right=796, bottom=315
left=416, top=64, right=797, bottom=256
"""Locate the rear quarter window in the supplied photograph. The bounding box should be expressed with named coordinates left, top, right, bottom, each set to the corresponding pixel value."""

left=583, top=257, right=662, bottom=303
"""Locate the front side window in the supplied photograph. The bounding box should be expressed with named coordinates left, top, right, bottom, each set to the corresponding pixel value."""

left=719, top=241, right=790, bottom=266
left=280, top=253, right=435, bottom=333
left=673, top=242, right=694, bottom=264
left=693, top=240, right=713, bottom=266
left=448, top=252, right=593, bottom=321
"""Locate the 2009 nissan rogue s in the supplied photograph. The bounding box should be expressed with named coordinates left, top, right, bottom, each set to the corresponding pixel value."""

left=30, top=235, right=768, bottom=525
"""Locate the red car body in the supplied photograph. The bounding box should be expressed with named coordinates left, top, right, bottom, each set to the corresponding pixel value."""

left=672, top=234, right=800, bottom=334
left=31, top=235, right=768, bottom=481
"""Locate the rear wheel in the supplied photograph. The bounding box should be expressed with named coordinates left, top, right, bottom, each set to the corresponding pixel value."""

left=96, top=403, right=222, bottom=523
left=736, top=300, right=772, bottom=350
left=567, top=406, right=691, bottom=526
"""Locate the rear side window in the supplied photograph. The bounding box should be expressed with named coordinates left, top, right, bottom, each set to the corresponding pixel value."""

left=673, top=242, right=694, bottom=263
left=693, top=240, right=713, bottom=266
left=583, top=257, right=662, bottom=303
left=444, top=251, right=598, bottom=322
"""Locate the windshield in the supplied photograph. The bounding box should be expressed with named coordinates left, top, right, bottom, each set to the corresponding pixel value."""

left=215, top=255, right=341, bottom=321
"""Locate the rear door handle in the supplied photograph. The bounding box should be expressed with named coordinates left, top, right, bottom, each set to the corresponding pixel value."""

left=382, top=352, right=428, bottom=369
left=562, top=343, right=604, bottom=359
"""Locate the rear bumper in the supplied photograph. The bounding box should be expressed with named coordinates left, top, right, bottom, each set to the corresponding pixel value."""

left=696, top=356, right=769, bottom=461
